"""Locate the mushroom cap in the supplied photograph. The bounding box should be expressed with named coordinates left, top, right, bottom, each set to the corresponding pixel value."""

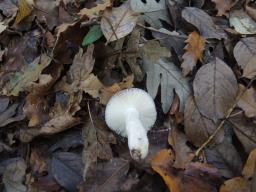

left=105, top=88, right=157, bottom=137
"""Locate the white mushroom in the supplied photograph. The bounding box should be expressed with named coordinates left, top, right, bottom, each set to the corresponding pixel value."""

left=105, top=88, right=157, bottom=160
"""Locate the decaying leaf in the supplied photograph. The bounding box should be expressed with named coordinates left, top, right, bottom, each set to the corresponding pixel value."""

left=0, top=54, right=52, bottom=96
left=184, top=96, right=223, bottom=147
left=80, top=158, right=129, bottom=192
left=130, top=0, right=171, bottom=28
left=151, top=150, right=223, bottom=192
left=230, top=9, right=256, bottom=34
left=101, top=2, right=138, bottom=42
left=125, top=28, right=144, bottom=81
left=0, top=0, right=18, bottom=17
left=142, top=40, right=191, bottom=113
left=52, top=152, right=83, bottom=192
left=20, top=92, right=82, bottom=142
left=220, top=149, right=256, bottom=192
left=237, top=85, right=256, bottom=118
left=212, top=0, right=238, bottom=16
left=205, top=139, right=243, bottom=178
left=152, top=28, right=186, bottom=57
left=234, top=37, right=256, bottom=79
left=182, top=7, right=227, bottom=39
left=0, top=97, right=25, bottom=127
left=79, top=0, right=112, bottom=19
left=82, top=113, right=116, bottom=179
left=229, top=114, right=256, bottom=153
left=3, top=158, right=27, bottom=192
left=245, top=0, right=256, bottom=21
left=168, top=128, right=194, bottom=169
left=181, top=31, right=206, bottom=76
left=15, top=0, right=34, bottom=24
left=193, top=57, right=238, bottom=122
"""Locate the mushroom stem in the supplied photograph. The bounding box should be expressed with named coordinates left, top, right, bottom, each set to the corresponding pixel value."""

left=125, top=107, right=149, bottom=160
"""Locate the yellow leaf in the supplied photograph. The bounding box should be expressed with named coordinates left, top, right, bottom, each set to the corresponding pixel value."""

left=15, top=0, right=34, bottom=24
left=79, top=0, right=112, bottom=19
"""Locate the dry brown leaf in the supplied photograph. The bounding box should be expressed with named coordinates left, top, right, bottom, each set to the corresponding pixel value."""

left=79, top=0, right=112, bottom=19
left=229, top=114, right=256, bottom=153
left=23, top=94, right=49, bottom=127
left=242, top=149, right=256, bottom=179
left=193, top=57, right=238, bottom=122
left=220, top=149, right=256, bottom=192
left=15, top=0, right=34, bottom=24
left=246, top=0, right=256, bottom=21
left=0, top=54, right=52, bottom=96
left=151, top=150, right=223, bottom=192
left=181, top=31, right=206, bottom=76
left=234, top=37, right=256, bottom=79
left=220, top=177, right=250, bottom=192
left=211, top=0, right=238, bottom=16
left=101, top=2, right=138, bottom=42
left=184, top=96, right=223, bottom=147
left=168, top=127, right=194, bottom=169
left=237, top=85, right=256, bottom=118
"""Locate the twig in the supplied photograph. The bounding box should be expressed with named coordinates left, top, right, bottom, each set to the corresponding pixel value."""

left=195, top=78, right=256, bottom=156
left=137, top=23, right=187, bottom=38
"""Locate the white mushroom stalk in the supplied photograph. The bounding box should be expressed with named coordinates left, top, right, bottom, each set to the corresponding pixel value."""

left=105, top=88, right=157, bottom=160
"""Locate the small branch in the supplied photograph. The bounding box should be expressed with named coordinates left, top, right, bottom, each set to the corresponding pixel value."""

left=137, top=23, right=187, bottom=38
left=195, top=78, right=256, bottom=156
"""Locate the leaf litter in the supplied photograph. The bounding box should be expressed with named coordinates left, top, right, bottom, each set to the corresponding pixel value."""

left=0, top=0, right=256, bottom=191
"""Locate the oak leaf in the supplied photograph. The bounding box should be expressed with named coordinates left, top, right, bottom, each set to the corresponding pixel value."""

left=181, top=31, right=206, bottom=76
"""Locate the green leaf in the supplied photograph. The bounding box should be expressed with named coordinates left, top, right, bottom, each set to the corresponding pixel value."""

left=82, top=25, right=103, bottom=46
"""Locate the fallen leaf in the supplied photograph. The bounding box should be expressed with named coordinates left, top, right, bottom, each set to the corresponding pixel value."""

left=229, top=114, right=256, bottom=153
left=125, top=28, right=144, bottom=81
left=205, top=139, right=243, bottom=178
left=0, top=0, right=18, bottom=17
left=79, top=158, right=129, bottom=192
left=219, top=149, right=256, bottom=192
left=151, top=150, right=223, bottom=192
left=245, top=0, right=256, bottom=21
left=181, top=31, right=206, bottom=76
left=152, top=28, right=186, bottom=57
left=130, top=0, right=171, bottom=28
left=184, top=96, right=223, bottom=147
left=30, top=148, right=48, bottom=175
left=52, top=152, right=83, bottom=192
left=3, top=158, right=27, bottom=192
left=220, top=177, right=250, bottom=192
left=82, top=113, right=116, bottom=179
left=0, top=97, right=25, bottom=127
left=79, top=0, right=112, bottom=19
left=193, top=57, right=238, bottom=122
left=237, top=85, right=256, bottom=118
left=182, top=7, right=227, bottom=39
left=101, top=2, right=138, bottom=42
left=82, top=25, right=103, bottom=46
left=234, top=37, right=256, bottom=79
left=20, top=92, right=82, bottom=142
left=242, top=149, right=256, bottom=179
left=211, top=0, right=238, bottom=16
left=23, top=94, right=49, bottom=127
left=230, top=9, right=256, bottom=34
left=168, top=128, right=194, bottom=169
left=0, top=54, right=52, bottom=96
left=15, top=0, right=34, bottom=24
left=142, top=40, right=191, bottom=113
left=0, top=22, right=7, bottom=34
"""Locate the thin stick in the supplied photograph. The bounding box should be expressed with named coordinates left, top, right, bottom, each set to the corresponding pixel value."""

left=195, top=78, right=256, bottom=156
left=137, top=23, right=187, bottom=38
